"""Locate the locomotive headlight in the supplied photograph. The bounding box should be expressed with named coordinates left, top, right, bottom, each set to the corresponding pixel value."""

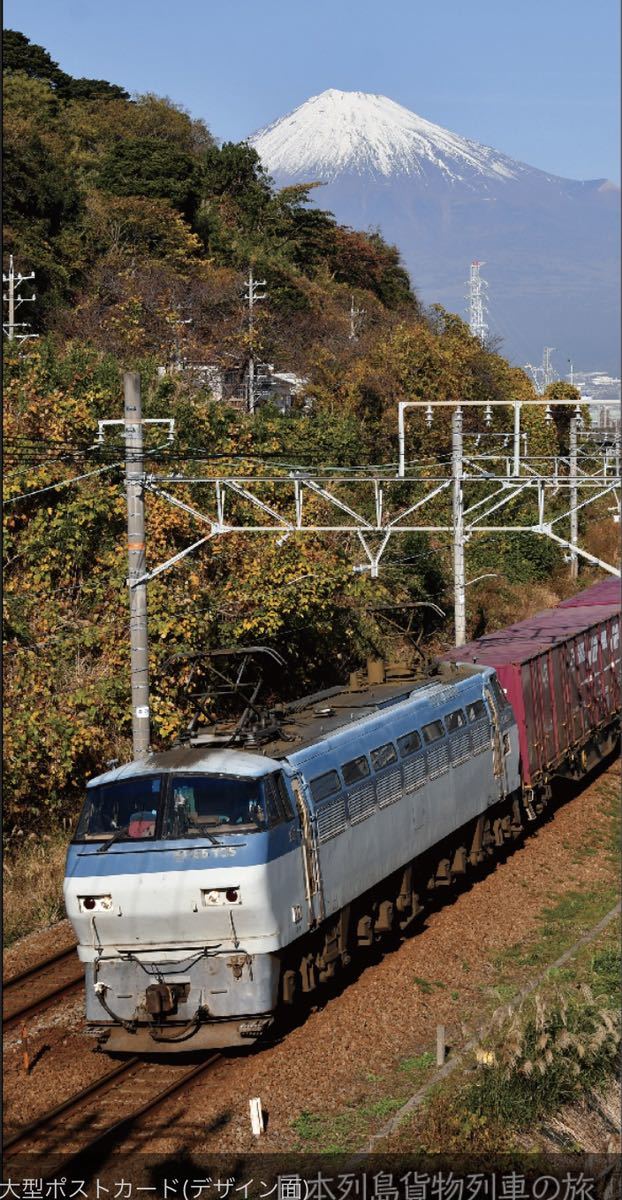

left=201, top=887, right=241, bottom=906
left=78, top=895, right=113, bottom=913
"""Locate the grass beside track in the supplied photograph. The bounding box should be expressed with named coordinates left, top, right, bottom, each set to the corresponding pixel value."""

left=290, top=764, right=621, bottom=1153
left=3, top=830, right=68, bottom=946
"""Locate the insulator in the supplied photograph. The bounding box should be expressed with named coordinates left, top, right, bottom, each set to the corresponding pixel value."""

left=425, top=404, right=433, bottom=427
left=545, top=405, right=553, bottom=423
left=484, top=404, right=492, bottom=426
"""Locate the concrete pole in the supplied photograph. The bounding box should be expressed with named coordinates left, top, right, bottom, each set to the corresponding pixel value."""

left=452, top=406, right=466, bottom=647
left=398, top=402, right=406, bottom=477
left=513, top=401, right=521, bottom=477
left=124, top=372, right=151, bottom=758
left=7, top=256, right=15, bottom=341
left=569, top=416, right=578, bottom=581
left=247, top=267, right=255, bottom=414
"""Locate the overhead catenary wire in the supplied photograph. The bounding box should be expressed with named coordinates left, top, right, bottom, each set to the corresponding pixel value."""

left=3, top=460, right=124, bottom=506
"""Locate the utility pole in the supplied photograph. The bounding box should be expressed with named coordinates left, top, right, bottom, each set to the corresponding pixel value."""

left=3, top=255, right=38, bottom=343
left=349, top=295, right=365, bottom=341
left=569, top=414, right=578, bottom=581
left=124, top=372, right=151, bottom=758
left=452, top=406, right=466, bottom=647
left=467, top=261, right=488, bottom=343
left=244, top=267, right=267, bottom=414
left=513, top=401, right=522, bottom=477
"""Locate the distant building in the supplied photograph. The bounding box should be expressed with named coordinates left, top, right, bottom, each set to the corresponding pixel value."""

left=160, top=360, right=309, bottom=413
left=573, top=371, right=621, bottom=432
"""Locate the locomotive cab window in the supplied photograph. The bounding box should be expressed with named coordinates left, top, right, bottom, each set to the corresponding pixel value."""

left=422, top=720, right=445, bottom=744
left=397, top=730, right=422, bottom=758
left=310, top=770, right=341, bottom=803
left=466, top=700, right=487, bottom=723
left=263, top=772, right=294, bottom=825
left=163, top=774, right=268, bottom=837
left=371, top=742, right=398, bottom=771
left=342, top=755, right=371, bottom=785
left=74, top=776, right=162, bottom=842
left=444, top=709, right=467, bottom=733
left=275, top=772, right=295, bottom=821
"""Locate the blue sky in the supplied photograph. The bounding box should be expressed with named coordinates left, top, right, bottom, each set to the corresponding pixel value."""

left=4, top=0, right=620, bottom=182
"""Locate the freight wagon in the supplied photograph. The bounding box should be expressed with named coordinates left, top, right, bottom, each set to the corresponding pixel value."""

left=441, top=596, right=620, bottom=799
left=557, top=578, right=620, bottom=608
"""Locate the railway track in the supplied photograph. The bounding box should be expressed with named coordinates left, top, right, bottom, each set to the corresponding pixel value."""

left=3, top=945, right=83, bottom=1032
left=3, top=1052, right=221, bottom=1171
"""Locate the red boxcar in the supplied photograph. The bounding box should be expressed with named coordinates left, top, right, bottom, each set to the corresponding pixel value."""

left=558, top=578, right=620, bottom=608
left=441, top=603, right=620, bottom=789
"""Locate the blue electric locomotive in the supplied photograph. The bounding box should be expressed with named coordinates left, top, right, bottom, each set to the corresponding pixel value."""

left=64, top=660, right=520, bottom=1052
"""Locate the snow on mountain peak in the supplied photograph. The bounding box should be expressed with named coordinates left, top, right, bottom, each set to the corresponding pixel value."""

left=249, top=89, right=525, bottom=183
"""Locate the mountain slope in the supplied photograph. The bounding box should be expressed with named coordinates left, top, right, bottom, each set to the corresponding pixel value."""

left=250, top=91, right=620, bottom=373
left=252, top=88, right=537, bottom=184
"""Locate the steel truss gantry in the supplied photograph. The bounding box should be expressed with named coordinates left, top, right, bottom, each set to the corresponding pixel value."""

left=138, top=443, right=619, bottom=648
left=119, top=400, right=619, bottom=648
left=106, top=378, right=621, bottom=751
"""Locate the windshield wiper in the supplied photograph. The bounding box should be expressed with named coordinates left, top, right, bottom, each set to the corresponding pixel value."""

left=183, top=817, right=221, bottom=846
left=96, top=826, right=130, bottom=853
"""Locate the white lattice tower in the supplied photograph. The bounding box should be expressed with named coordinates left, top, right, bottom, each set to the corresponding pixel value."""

left=467, top=260, right=488, bottom=342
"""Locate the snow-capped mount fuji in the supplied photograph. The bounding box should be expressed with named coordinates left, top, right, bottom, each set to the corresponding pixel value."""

left=251, top=88, right=532, bottom=185
left=249, top=90, right=620, bottom=373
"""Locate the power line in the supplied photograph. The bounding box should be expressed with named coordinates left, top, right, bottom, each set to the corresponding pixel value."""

left=3, top=461, right=124, bottom=507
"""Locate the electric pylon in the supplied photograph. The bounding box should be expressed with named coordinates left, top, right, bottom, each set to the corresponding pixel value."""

left=467, top=260, right=488, bottom=343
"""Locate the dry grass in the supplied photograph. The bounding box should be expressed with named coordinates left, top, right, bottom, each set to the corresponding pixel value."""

left=2, top=830, right=68, bottom=946
left=408, top=963, right=621, bottom=1153
left=467, top=579, right=563, bottom=639
left=584, top=518, right=621, bottom=569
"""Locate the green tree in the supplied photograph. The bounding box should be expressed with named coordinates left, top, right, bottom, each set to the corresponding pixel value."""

left=543, top=380, right=583, bottom=454
left=2, top=29, right=66, bottom=86
left=97, top=138, right=203, bottom=219
left=3, top=29, right=129, bottom=99
left=58, top=76, right=130, bottom=101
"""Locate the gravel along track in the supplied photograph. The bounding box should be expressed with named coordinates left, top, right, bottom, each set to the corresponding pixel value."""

left=2, top=1053, right=221, bottom=1175
left=128, top=760, right=620, bottom=1159
left=3, top=946, right=82, bottom=1031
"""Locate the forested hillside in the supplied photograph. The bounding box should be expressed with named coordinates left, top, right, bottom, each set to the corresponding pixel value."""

left=3, top=31, right=608, bottom=832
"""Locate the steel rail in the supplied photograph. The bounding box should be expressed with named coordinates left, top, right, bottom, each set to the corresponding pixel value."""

left=3, top=1052, right=222, bottom=1170
left=3, top=944, right=77, bottom=991
left=2, top=1057, right=141, bottom=1153
left=3, top=946, right=83, bottom=1031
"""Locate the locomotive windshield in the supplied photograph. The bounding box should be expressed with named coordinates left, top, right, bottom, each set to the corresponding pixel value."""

left=75, top=776, right=162, bottom=841
left=73, top=771, right=287, bottom=842
left=162, top=774, right=265, bottom=837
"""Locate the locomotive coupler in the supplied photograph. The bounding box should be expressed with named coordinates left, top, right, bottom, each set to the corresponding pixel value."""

left=145, top=981, right=189, bottom=1016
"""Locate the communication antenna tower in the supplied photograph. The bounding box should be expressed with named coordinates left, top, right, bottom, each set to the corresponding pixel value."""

left=467, top=260, right=488, bottom=343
